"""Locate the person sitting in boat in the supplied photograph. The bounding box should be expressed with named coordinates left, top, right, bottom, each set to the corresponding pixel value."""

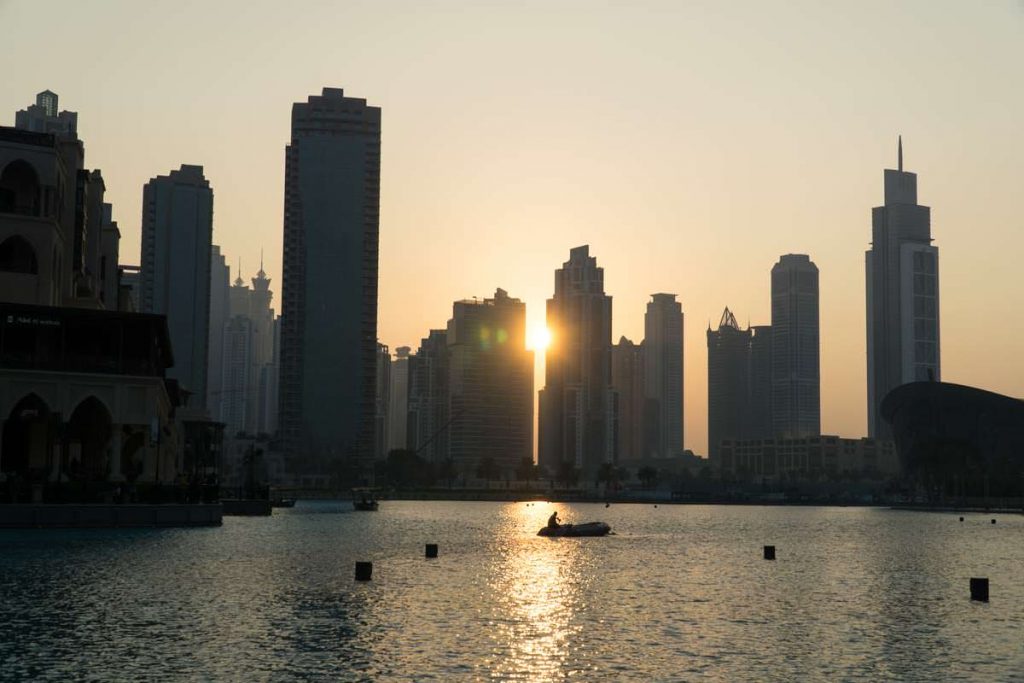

left=547, top=511, right=561, bottom=529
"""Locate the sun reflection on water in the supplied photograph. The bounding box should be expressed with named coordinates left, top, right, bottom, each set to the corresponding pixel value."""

left=487, top=502, right=593, bottom=681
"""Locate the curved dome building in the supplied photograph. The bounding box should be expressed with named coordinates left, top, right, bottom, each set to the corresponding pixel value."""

left=881, top=381, right=1024, bottom=497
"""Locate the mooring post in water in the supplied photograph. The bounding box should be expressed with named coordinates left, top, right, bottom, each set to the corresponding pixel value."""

left=355, top=561, right=373, bottom=581
left=991, top=519, right=996, bottom=524
left=959, top=517, right=964, bottom=522
left=763, top=545, right=776, bottom=560
left=425, top=543, right=438, bottom=558
left=970, top=577, right=989, bottom=602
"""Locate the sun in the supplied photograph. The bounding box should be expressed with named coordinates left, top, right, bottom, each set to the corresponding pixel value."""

left=528, top=326, right=552, bottom=351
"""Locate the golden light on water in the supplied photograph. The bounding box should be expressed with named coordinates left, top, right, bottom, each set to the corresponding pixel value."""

left=490, top=502, right=588, bottom=681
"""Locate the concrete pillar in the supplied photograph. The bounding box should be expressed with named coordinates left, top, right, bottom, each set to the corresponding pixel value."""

left=109, top=425, right=124, bottom=482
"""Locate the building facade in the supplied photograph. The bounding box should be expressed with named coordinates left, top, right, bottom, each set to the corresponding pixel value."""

left=611, top=337, right=645, bottom=463
left=387, top=346, right=410, bottom=454
left=718, top=435, right=898, bottom=483
left=406, top=330, right=449, bottom=463
left=866, top=138, right=940, bottom=438
left=706, top=307, right=751, bottom=462
left=643, top=293, right=683, bottom=458
left=771, top=254, right=820, bottom=438
left=139, top=164, right=213, bottom=407
left=374, top=342, right=390, bottom=460
left=538, top=245, right=617, bottom=476
left=446, top=289, right=533, bottom=479
left=207, top=245, right=230, bottom=419
left=279, top=87, right=381, bottom=474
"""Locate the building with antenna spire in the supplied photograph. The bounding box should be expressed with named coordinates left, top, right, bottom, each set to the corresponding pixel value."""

left=866, top=137, right=939, bottom=438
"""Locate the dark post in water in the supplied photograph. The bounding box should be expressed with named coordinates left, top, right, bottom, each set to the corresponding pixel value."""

left=764, top=545, right=776, bottom=560
left=355, top=561, right=373, bottom=581
left=426, top=543, right=439, bottom=558
left=970, top=577, right=989, bottom=602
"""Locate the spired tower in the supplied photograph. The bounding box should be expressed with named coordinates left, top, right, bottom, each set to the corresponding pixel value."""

left=538, top=246, right=617, bottom=477
left=866, top=138, right=939, bottom=438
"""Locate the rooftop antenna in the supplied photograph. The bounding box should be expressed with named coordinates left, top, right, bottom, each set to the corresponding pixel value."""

left=898, top=135, right=903, bottom=172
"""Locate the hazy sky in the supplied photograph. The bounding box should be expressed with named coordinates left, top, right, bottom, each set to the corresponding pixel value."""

left=4, top=0, right=1022, bottom=455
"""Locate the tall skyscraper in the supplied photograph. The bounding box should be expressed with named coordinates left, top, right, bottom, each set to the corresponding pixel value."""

left=771, top=254, right=820, bottom=438
left=446, top=289, right=534, bottom=479
left=387, top=346, right=411, bottom=453
left=866, top=138, right=939, bottom=437
left=139, top=164, right=213, bottom=405
left=748, top=324, right=773, bottom=440
left=207, top=245, right=230, bottom=418
left=643, top=293, right=684, bottom=458
left=707, top=307, right=751, bottom=462
left=538, top=245, right=617, bottom=476
left=375, top=342, right=391, bottom=460
left=611, top=337, right=645, bottom=462
left=279, top=88, right=381, bottom=472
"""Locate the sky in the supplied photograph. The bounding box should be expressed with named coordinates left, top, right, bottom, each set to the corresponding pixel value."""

left=3, top=0, right=1022, bottom=455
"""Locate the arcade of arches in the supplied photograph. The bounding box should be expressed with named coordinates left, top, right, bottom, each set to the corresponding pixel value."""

left=0, top=392, right=174, bottom=489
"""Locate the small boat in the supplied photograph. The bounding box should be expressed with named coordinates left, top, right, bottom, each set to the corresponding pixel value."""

left=270, top=498, right=296, bottom=508
left=352, top=487, right=380, bottom=511
left=537, top=522, right=611, bottom=537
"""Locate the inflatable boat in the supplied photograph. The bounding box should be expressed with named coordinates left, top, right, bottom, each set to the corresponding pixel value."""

left=537, top=522, right=611, bottom=537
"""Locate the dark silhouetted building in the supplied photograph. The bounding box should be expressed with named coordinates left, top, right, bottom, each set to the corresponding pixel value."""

left=279, top=88, right=381, bottom=475
left=718, top=435, right=897, bottom=483
left=140, top=164, right=213, bottom=408
left=406, top=330, right=449, bottom=463
left=447, top=289, right=533, bottom=479
left=207, top=245, right=230, bottom=418
left=867, top=138, right=939, bottom=438
left=643, top=293, right=684, bottom=458
left=375, top=342, right=390, bottom=460
left=611, top=337, right=645, bottom=463
left=882, top=382, right=1024, bottom=498
left=387, top=346, right=411, bottom=453
left=539, top=245, right=617, bottom=476
left=771, top=254, right=820, bottom=438
left=749, top=324, right=773, bottom=440
left=707, top=307, right=751, bottom=463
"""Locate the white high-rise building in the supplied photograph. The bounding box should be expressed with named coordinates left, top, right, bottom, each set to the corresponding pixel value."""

left=866, top=138, right=940, bottom=438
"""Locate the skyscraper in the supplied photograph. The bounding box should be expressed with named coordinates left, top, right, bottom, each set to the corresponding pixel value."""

left=207, top=245, right=230, bottom=418
left=279, top=88, right=381, bottom=472
left=643, top=293, right=684, bottom=458
left=375, top=342, right=391, bottom=460
left=406, top=330, right=450, bottom=463
left=748, top=324, right=773, bottom=440
left=387, top=346, right=411, bottom=453
left=538, top=245, right=617, bottom=476
left=611, top=337, right=645, bottom=462
left=446, top=289, right=534, bottom=479
left=707, top=307, right=751, bottom=463
left=866, top=138, right=939, bottom=438
left=771, top=254, right=820, bottom=438
left=139, top=164, right=213, bottom=405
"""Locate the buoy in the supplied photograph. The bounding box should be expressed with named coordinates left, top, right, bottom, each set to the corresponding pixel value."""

left=764, top=545, right=776, bottom=560
left=991, top=519, right=996, bottom=524
left=970, top=577, right=989, bottom=602
left=355, top=561, right=373, bottom=581
left=425, top=543, right=438, bottom=558
left=959, top=516, right=964, bottom=522
left=605, top=502, right=610, bottom=508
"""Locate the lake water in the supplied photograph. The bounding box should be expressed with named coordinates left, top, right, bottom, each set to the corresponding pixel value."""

left=0, top=501, right=1022, bottom=681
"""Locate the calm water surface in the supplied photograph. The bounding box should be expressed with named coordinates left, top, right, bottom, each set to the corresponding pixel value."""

left=1, top=502, right=1022, bottom=681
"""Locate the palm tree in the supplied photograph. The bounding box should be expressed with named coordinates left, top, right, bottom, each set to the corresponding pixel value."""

left=476, top=456, right=501, bottom=488
left=638, top=465, right=658, bottom=490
